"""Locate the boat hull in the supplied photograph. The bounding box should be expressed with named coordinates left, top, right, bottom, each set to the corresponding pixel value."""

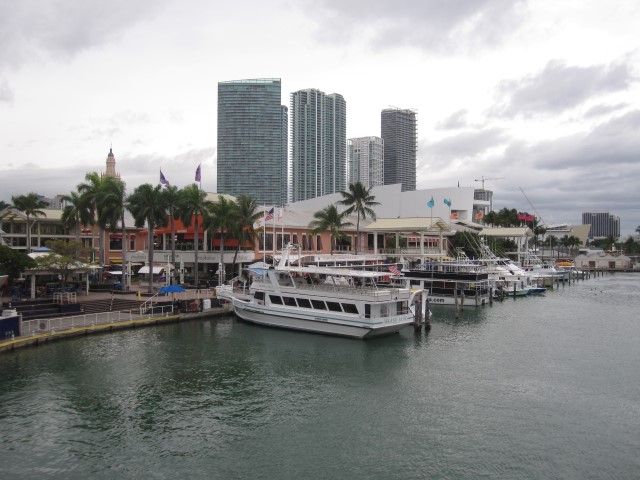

left=228, top=297, right=412, bottom=339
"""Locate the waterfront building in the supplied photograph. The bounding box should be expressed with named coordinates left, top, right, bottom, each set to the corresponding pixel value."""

left=217, top=79, right=288, bottom=206
left=348, top=136, right=384, bottom=188
left=381, top=108, right=417, bottom=192
left=582, top=212, right=620, bottom=239
left=290, top=89, right=346, bottom=202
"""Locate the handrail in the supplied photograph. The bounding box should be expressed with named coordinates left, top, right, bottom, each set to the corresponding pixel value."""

left=139, top=292, right=161, bottom=315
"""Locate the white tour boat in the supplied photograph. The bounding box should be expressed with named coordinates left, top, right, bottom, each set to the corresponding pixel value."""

left=216, top=245, right=426, bottom=339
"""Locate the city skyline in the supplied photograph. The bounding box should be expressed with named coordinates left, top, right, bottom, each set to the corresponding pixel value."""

left=0, top=1, right=639, bottom=234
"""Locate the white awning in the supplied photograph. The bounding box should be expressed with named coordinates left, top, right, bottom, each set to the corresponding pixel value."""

left=138, top=266, right=165, bottom=275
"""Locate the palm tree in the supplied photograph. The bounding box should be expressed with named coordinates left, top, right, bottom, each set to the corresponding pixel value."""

left=308, top=205, right=353, bottom=255
left=203, top=196, right=238, bottom=284
left=175, top=184, right=213, bottom=287
left=338, top=182, right=379, bottom=254
left=11, top=192, right=48, bottom=253
left=128, top=184, right=167, bottom=293
left=231, top=195, right=261, bottom=279
left=78, top=172, right=108, bottom=264
left=161, top=186, right=181, bottom=283
left=99, top=176, right=129, bottom=289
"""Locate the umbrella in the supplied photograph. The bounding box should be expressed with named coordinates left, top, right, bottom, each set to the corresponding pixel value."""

left=159, top=285, right=186, bottom=293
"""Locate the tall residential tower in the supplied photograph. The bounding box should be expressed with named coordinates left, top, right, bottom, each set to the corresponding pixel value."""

left=381, top=108, right=417, bottom=191
left=348, top=136, right=384, bottom=188
left=217, top=78, right=288, bottom=205
left=290, top=89, right=346, bottom=202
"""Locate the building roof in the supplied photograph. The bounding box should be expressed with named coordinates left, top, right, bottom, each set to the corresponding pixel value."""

left=364, top=217, right=450, bottom=232
left=480, top=227, right=532, bottom=238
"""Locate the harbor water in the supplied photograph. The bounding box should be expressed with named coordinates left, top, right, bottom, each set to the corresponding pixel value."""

left=1, top=273, right=639, bottom=479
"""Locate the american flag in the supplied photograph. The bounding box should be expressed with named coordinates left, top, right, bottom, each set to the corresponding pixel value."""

left=264, top=207, right=275, bottom=222
left=160, top=169, right=170, bottom=187
left=388, top=265, right=402, bottom=276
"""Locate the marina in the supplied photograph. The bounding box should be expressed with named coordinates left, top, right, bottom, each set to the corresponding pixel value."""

left=0, top=272, right=638, bottom=479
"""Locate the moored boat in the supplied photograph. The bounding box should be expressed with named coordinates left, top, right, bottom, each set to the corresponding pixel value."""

left=216, top=245, right=426, bottom=338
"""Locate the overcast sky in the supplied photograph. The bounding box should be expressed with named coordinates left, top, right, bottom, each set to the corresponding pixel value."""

left=1, top=0, right=638, bottom=235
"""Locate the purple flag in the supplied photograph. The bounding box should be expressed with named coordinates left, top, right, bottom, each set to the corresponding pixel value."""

left=195, top=164, right=201, bottom=182
left=160, top=169, right=170, bottom=187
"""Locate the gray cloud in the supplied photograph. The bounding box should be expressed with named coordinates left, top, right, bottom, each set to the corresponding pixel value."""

left=491, top=60, right=636, bottom=118
left=295, top=0, right=528, bottom=52
left=424, top=127, right=509, bottom=163
left=0, top=0, right=168, bottom=69
left=584, top=103, right=628, bottom=118
left=436, top=109, right=469, bottom=130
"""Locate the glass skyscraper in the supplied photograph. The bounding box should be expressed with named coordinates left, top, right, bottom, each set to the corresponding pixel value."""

left=217, top=78, right=288, bottom=205
left=290, top=89, right=346, bottom=202
left=381, top=108, right=417, bottom=192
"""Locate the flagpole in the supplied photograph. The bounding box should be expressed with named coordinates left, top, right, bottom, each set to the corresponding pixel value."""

left=272, top=205, right=276, bottom=259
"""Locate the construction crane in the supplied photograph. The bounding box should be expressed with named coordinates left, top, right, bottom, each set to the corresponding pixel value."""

left=474, top=176, right=504, bottom=190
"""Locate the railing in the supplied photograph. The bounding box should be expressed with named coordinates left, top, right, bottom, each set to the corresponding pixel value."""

left=20, top=305, right=175, bottom=337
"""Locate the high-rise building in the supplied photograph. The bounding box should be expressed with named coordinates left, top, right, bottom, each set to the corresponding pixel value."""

left=582, top=212, right=621, bottom=239
left=381, top=108, right=417, bottom=192
left=290, top=89, right=346, bottom=202
left=217, top=78, right=288, bottom=205
left=348, top=136, right=384, bottom=188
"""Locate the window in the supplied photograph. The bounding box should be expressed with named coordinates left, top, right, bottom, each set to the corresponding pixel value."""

left=326, top=301, right=342, bottom=312
left=255, top=291, right=265, bottom=301
left=342, top=303, right=358, bottom=314
left=316, top=235, right=323, bottom=251
left=283, top=297, right=297, bottom=307
left=296, top=298, right=311, bottom=308
left=311, top=299, right=326, bottom=310
left=269, top=295, right=283, bottom=305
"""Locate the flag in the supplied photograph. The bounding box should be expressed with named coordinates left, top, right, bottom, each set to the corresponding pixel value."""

left=264, top=207, right=275, bottom=222
left=526, top=215, right=535, bottom=222
left=518, top=213, right=526, bottom=221
left=444, top=198, right=451, bottom=207
left=427, top=196, right=434, bottom=208
left=278, top=207, right=284, bottom=221
left=389, top=265, right=402, bottom=276
left=195, top=164, right=201, bottom=182
left=160, top=169, right=170, bottom=187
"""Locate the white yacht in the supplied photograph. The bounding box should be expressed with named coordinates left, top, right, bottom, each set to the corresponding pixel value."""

left=216, top=245, right=426, bottom=339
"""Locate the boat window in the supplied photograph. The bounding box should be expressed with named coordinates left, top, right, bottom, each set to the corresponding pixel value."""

left=380, top=304, right=389, bottom=317
left=283, top=296, right=297, bottom=307
left=326, top=301, right=342, bottom=312
left=296, top=298, right=312, bottom=308
left=365, top=304, right=371, bottom=318
left=341, top=303, right=358, bottom=314
left=311, top=299, right=326, bottom=310
left=254, top=291, right=265, bottom=301
left=269, top=295, right=283, bottom=305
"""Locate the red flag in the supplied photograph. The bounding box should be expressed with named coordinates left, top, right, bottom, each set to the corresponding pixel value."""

left=389, top=265, right=402, bottom=276
left=526, top=215, right=534, bottom=222
left=518, top=213, right=526, bottom=221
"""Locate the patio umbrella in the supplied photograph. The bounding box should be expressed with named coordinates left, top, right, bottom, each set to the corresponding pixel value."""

left=159, top=285, right=186, bottom=293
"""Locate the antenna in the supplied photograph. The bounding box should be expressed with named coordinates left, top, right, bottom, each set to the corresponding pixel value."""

left=474, top=176, right=504, bottom=190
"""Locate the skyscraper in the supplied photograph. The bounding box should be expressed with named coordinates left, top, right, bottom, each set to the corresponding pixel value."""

left=290, top=89, right=346, bottom=202
left=348, top=136, right=384, bottom=188
left=217, top=78, right=288, bottom=205
left=381, top=108, right=417, bottom=191
left=582, top=212, right=621, bottom=239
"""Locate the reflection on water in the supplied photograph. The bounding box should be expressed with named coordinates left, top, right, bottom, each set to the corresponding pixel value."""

left=1, top=273, right=639, bottom=479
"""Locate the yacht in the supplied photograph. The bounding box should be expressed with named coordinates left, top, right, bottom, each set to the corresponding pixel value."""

left=216, top=245, right=426, bottom=339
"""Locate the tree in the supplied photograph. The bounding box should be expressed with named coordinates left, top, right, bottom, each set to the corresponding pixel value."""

left=36, top=240, right=90, bottom=288
left=308, top=205, right=353, bottom=255
left=338, top=182, right=379, bottom=254
left=203, top=196, right=238, bottom=284
left=230, top=195, right=261, bottom=279
left=61, top=191, right=91, bottom=244
left=77, top=172, right=108, bottom=264
left=128, top=184, right=168, bottom=293
left=483, top=211, right=498, bottom=227
left=0, top=245, right=36, bottom=282
left=11, top=192, right=49, bottom=253
left=98, top=176, right=130, bottom=289
left=175, top=184, right=212, bottom=287
left=0, top=200, right=10, bottom=211
left=161, top=185, right=181, bottom=283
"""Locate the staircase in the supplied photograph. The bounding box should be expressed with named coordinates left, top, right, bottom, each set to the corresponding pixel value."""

left=6, top=299, right=81, bottom=321
left=78, top=297, right=145, bottom=315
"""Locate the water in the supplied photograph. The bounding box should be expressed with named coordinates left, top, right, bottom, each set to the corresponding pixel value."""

left=1, top=273, right=639, bottom=479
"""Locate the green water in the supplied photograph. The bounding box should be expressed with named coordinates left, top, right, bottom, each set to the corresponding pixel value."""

left=1, top=273, right=639, bottom=479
